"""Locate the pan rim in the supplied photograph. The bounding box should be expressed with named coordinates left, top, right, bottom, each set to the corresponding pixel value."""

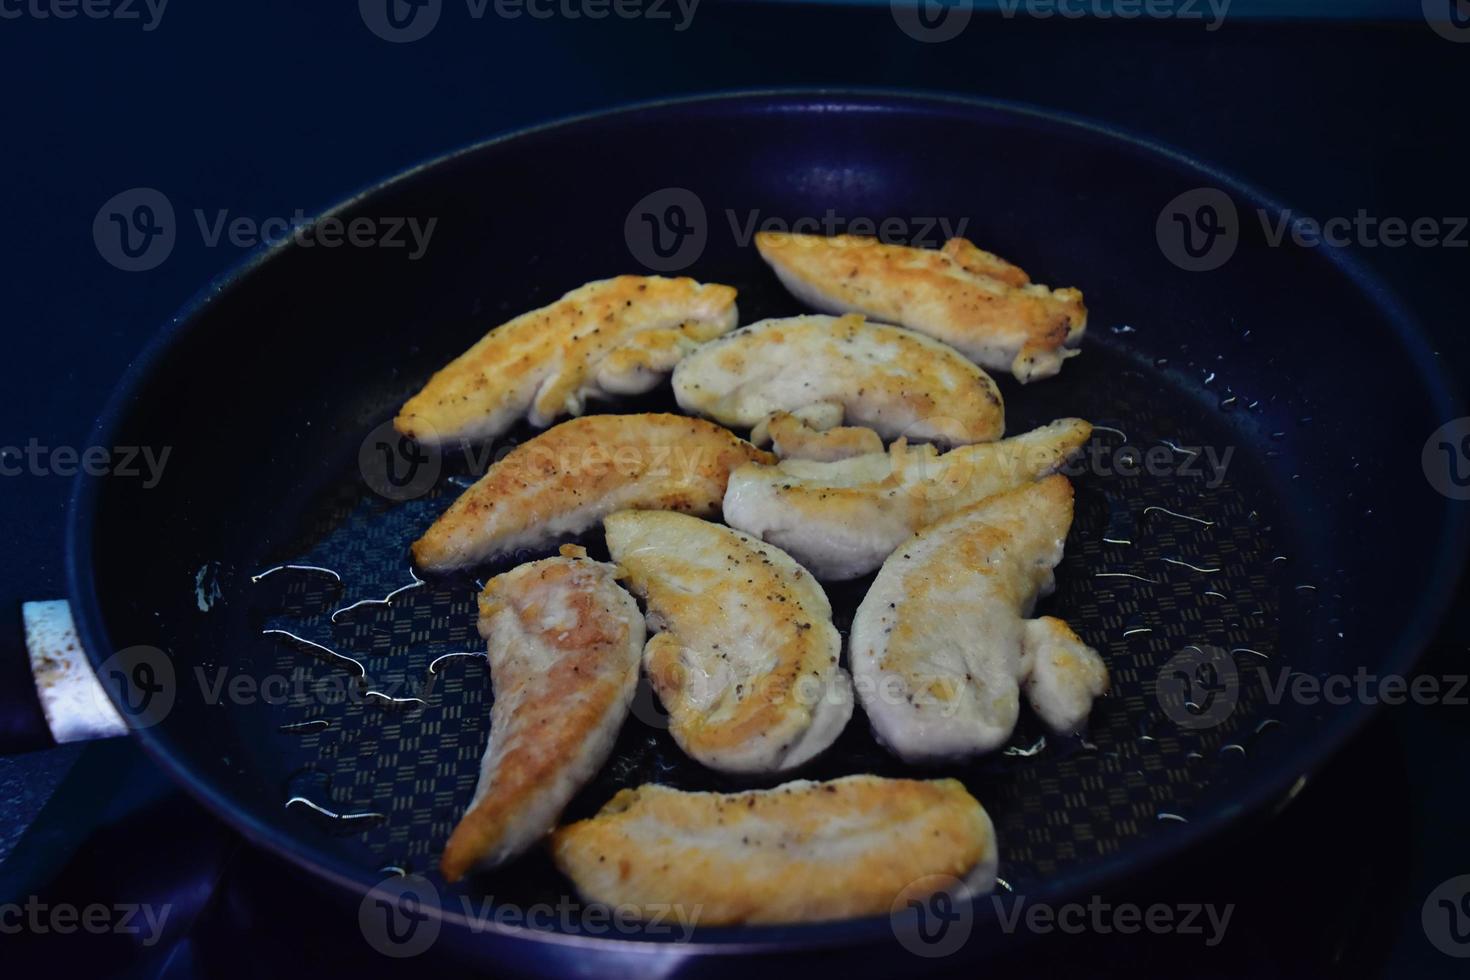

left=66, top=87, right=1470, bottom=955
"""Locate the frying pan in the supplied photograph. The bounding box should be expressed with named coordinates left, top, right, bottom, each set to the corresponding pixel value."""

left=51, top=91, right=1466, bottom=974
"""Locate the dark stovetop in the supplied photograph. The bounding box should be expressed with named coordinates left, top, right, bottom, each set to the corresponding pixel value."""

left=1, top=5, right=1467, bottom=977
left=3, top=678, right=1465, bottom=978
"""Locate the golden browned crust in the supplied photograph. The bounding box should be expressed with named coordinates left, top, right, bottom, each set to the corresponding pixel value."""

left=1026, top=615, right=1111, bottom=701
left=412, top=414, right=773, bottom=571
left=603, top=510, right=845, bottom=770
left=755, top=233, right=1085, bottom=381
left=395, top=276, right=737, bottom=445
left=744, top=418, right=1089, bottom=532
left=550, top=776, right=996, bottom=924
left=885, top=476, right=1074, bottom=684
left=440, top=554, right=641, bottom=882
left=674, top=313, right=1005, bottom=445
left=760, top=411, right=884, bottom=461
left=940, top=237, right=1032, bottom=287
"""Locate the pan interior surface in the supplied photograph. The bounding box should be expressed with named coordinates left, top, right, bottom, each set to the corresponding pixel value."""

left=247, top=350, right=1296, bottom=899
left=73, top=94, right=1461, bottom=943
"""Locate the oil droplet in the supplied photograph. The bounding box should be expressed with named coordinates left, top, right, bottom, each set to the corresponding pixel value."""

left=1160, top=439, right=1198, bottom=458
left=1161, top=557, right=1221, bottom=574
left=330, top=567, right=426, bottom=622
left=1094, top=571, right=1162, bottom=585
left=252, top=564, right=343, bottom=584
left=279, top=719, right=330, bottom=735
left=364, top=691, right=428, bottom=710
left=286, top=796, right=387, bottom=828
left=1002, top=736, right=1047, bottom=758
left=429, top=651, right=488, bottom=674
left=1143, top=506, right=1216, bottom=528
left=262, top=629, right=367, bottom=678
left=1122, top=612, right=1152, bottom=638
left=1100, top=492, right=1137, bottom=545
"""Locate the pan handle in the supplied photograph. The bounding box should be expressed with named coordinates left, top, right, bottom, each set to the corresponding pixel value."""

left=1, top=600, right=124, bottom=753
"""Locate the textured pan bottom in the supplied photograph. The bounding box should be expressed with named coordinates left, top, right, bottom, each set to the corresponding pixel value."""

left=243, top=334, right=1320, bottom=921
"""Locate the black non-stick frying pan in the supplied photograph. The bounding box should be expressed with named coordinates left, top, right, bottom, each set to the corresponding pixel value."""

left=57, top=91, right=1467, bottom=974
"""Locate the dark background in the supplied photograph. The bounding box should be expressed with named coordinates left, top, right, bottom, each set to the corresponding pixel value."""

left=1, top=2, right=1467, bottom=976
